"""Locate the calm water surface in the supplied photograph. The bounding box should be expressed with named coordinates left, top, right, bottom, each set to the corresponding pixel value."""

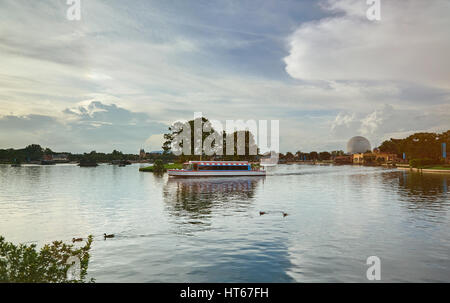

left=0, top=164, right=449, bottom=282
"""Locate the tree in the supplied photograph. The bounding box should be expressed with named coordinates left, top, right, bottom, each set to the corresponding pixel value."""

left=331, top=150, right=344, bottom=158
left=223, top=130, right=259, bottom=161
left=319, top=151, right=331, bottom=161
left=162, top=117, right=216, bottom=159
left=378, top=131, right=449, bottom=161
left=162, top=117, right=259, bottom=161
left=24, top=144, right=43, bottom=161
left=285, top=152, right=295, bottom=161
left=111, top=150, right=124, bottom=160
left=152, top=159, right=166, bottom=173
left=44, top=148, right=53, bottom=155
left=378, top=139, right=401, bottom=155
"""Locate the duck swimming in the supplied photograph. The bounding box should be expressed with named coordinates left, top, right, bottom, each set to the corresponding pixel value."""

left=104, top=233, right=115, bottom=239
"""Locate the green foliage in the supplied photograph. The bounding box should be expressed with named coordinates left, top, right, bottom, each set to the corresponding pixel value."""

left=162, top=117, right=259, bottom=161
left=409, top=159, right=418, bottom=168
left=73, top=150, right=138, bottom=163
left=309, top=152, right=318, bottom=160
left=284, top=152, right=295, bottom=161
left=251, top=163, right=261, bottom=169
left=0, top=144, right=44, bottom=163
left=319, top=151, right=331, bottom=161
left=24, top=144, right=44, bottom=161
left=0, top=235, right=94, bottom=283
left=0, top=145, right=141, bottom=164
left=424, top=166, right=450, bottom=170
left=162, top=117, right=216, bottom=156
left=139, top=162, right=182, bottom=172
left=222, top=130, right=259, bottom=161
left=152, top=160, right=166, bottom=173
left=379, top=131, right=450, bottom=160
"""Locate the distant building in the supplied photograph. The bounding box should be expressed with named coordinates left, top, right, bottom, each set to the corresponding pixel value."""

left=53, top=153, right=68, bottom=162
left=353, top=150, right=399, bottom=165
left=43, top=154, right=53, bottom=161
left=139, top=149, right=146, bottom=159
left=373, top=151, right=399, bottom=163
left=334, top=155, right=353, bottom=164
left=352, top=153, right=367, bottom=164
left=347, top=136, right=371, bottom=154
left=148, top=151, right=164, bottom=155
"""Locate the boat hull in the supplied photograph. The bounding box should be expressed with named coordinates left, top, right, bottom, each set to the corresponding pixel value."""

left=168, top=170, right=266, bottom=177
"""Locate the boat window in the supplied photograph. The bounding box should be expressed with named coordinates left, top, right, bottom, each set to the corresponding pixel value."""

left=198, top=165, right=249, bottom=171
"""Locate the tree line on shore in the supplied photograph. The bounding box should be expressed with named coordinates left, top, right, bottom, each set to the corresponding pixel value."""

left=0, top=143, right=345, bottom=164
left=1, top=121, right=448, bottom=165
left=378, top=131, right=449, bottom=162
left=0, top=144, right=141, bottom=164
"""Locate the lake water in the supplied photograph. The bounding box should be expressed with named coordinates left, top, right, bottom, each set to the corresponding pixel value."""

left=0, top=164, right=449, bottom=282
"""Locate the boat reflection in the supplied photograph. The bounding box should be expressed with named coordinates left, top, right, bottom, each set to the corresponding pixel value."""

left=163, top=177, right=265, bottom=227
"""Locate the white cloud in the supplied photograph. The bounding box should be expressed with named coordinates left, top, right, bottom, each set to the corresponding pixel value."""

left=86, top=72, right=113, bottom=81
left=359, top=104, right=394, bottom=136
left=330, top=103, right=450, bottom=147
left=331, top=112, right=358, bottom=134
left=0, top=101, right=166, bottom=153
left=145, top=134, right=165, bottom=152
left=284, top=0, right=450, bottom=88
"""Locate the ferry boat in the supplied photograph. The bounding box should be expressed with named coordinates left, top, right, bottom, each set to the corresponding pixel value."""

left=168, top=161, right=266, bottom=177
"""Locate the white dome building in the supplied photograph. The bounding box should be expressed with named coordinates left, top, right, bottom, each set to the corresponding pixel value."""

left=347, top=136, right=371, bottom=154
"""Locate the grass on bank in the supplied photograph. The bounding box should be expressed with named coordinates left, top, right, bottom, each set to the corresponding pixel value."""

left=139, top=163, right=182, bottom=172
left=420, top=165, right=450, bottom=170
left=409, top=159, right=450, bottom=170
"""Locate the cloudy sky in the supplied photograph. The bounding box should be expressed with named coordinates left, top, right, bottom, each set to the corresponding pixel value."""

left=0, top=0, right=449, bottom=153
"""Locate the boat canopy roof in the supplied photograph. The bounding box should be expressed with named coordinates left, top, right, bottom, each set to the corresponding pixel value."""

left=186, top=161, right=249, bottom=166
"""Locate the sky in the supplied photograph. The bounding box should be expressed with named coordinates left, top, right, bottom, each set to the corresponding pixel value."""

left=0, top=0, right=449, bottom=153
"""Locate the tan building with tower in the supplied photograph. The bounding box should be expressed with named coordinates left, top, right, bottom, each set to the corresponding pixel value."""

left=139, top=149, right=146, bottom=159
left=353, top=150, right=399, bottom=165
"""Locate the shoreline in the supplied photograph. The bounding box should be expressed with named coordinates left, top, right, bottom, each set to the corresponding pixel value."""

left=397, top=167, right=450, bottom=174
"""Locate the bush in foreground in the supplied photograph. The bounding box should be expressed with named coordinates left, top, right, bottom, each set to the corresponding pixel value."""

left=0, top=235, right=93, bottom=283
left=152, top=160, right=166, bottom=173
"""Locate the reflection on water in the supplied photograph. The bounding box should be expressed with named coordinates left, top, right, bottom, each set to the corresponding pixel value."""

left=0, top=164, right=449, bottom=282
left=394, top=171, right=449, bottom=224
left=164, top=177, right=263, bottom=207
left=163, top=177, right=264, bottom=230
left=399, top=171, right=448, bottom=198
